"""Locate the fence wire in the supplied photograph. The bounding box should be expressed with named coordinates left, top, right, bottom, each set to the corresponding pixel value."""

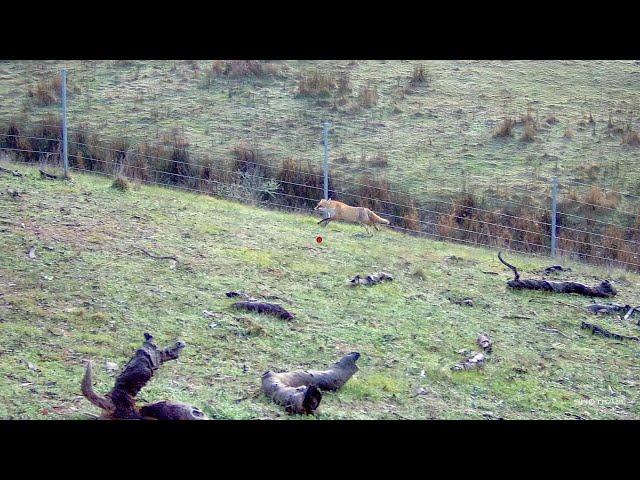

left=2, top=61, right=640, bottom=272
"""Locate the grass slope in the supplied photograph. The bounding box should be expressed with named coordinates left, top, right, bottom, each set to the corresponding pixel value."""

left=1, top=162, right=639, bottom=419
left=2, top=60, right=640, bottom=204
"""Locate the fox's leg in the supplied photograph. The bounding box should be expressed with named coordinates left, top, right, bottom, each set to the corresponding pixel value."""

left=373, top=223, right=380, bottom=231
left=318, top=218, right=331, bottom=226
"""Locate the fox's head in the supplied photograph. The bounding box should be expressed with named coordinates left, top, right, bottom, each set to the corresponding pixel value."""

left=314, top=198, right=332, bottom=211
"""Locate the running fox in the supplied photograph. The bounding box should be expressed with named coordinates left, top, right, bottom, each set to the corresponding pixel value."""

left=314, top=198, right=390, bottom=234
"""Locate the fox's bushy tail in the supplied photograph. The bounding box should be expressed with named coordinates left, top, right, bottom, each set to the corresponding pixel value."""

left=368, top=211, right=390, bottom=225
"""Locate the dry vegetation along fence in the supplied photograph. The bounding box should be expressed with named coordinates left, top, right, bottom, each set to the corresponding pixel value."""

left=2, top=63, right=640, bottom=271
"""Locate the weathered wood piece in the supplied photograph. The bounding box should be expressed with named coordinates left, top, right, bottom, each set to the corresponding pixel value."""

left=349, top=272, right=393, bottom=286
left=262, top=352, right=360, bottom=414
left=452, top=352, right=486, bottom=371
left=498, top=252, right=616, bottom=298
left=232, top=301, right=294, bottom=320
left=81, top=333, right=207, bottom=420
left=477, top=334, right=492, bottom=353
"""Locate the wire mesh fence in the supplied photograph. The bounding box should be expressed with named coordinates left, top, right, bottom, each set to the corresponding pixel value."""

left=1, top=61, right=640, bottom=271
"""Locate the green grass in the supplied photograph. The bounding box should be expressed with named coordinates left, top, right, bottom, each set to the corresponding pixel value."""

left=2, top=60, right=640, bottom=206
left=1, top=161, right=639, bottom=419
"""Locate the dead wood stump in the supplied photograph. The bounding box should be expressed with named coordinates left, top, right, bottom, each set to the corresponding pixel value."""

left=81, top=333, right=207, bottom=420
left=262, top=352, right=360, bottom=414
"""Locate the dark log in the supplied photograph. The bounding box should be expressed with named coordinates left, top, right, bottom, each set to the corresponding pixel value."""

left=139, top=401, right=207, bottom=420
left=451, top=298, right=474, bottom=307
left=233, top=301, right=294, bottom=320
left=543, top=265, right=571, bottom=275
left=262, top=352, right=360, bottom=414
left=39, top=169, right=58, bottom=180
left=580, top=321, right=640, bottom=342
left=81, top=333, right=207, bottom=420
left=498, top=252, right=616, bottom=298
left=226, top=291, right=257, bottom=301
left=349, top=272, right=393, bottom=286
left=477, top=334, right=492, bottom=353
left=586, top=303, right=632, bottom=315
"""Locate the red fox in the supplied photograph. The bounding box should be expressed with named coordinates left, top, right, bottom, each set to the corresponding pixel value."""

left=314, top=198, right=390, bottom=234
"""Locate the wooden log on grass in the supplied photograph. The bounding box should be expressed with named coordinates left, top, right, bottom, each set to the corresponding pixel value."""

left=233, top=301, right=294, bottom=320
left=81, top=333, right=207, bottom=420
left=498, top=252, right=616, bottom=298
left=586, top=303, right=632, bottom=315
left=452, top=352, right=486, bottom=371
left=477, top=334, right=492, bottom=353
left=349, top=272, right=393, bottom=286
left=262, top=352, right=361, bottom=414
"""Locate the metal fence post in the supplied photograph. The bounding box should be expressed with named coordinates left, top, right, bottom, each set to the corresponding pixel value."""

left=323, top=121, right=330, bottom=200
left=61, top=69, right=69, bottom=178
left=551, top=176, right=558, bottom=257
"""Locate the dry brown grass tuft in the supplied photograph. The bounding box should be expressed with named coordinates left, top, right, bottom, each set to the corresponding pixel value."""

left=563, top=126, right=574, bottom=139
left=369, top=152, right=389, bottom=168
left=410, top=65, right=428, bottom=86
left=111, top=175, right=130, bottom=191
left=28, top=75, right=62, bottom=107
left=583, top=185, right=620, bottom=209
left=277, top=157, right=329, bottom=209
left=297, top=70, right=336, bottom=97
left=493, top=117, right=515, bottom=138
left=357, top=84, right=378, bottom=108
left=520, top=111, right=537, bottom=142
left=545, top=114, right=559, bottom=125
left=578, top=162, right=600, bottom=181
left=622, top=130, right=640, bottom=147
left=336, top=72, right=352, bottom=98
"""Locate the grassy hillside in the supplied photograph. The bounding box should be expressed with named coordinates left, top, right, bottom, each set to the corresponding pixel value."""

left=1, top=161, right=639, bottom=419
left=3, top=60, right=640, bottom=271
left=2, top=60, right=640, bottom=199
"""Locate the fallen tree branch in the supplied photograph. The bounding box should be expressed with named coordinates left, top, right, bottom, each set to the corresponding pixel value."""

left=262, top=352, right=360, bottom=414
left=624, top=307, right=639, bottom=323
left=39, top=169, right=58, bottom=180
left=349, top=272, right=393, bottom=286
left=452, top=352, right=486, bottom=371
left=580, top=321, right=640, bottom=342
left=81, top=333, right=207, bottom=420
left=232, top=301, right=294, bottom=320
left=540, top=327, right=570, bottom=339
left=498, top=252, right=616, bottom=298
left=138, top=247, right=178, bottom=263
left=0, top=166, right=22, bottom=177
left=225, top=291, right=257, bottom=301
left=587, top=304, right=640, bottom=325
left=452, top=298, right=474, bottom=306
left=543, top=265, right=571, bottom=275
